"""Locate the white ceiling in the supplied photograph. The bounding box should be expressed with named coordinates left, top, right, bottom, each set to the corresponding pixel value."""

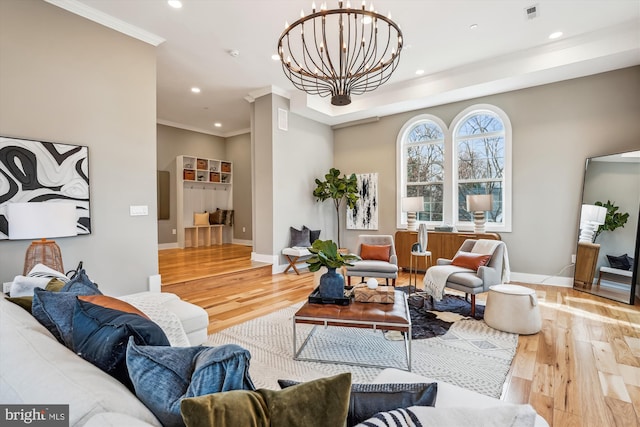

left=48, top=0, right=640, bottom=137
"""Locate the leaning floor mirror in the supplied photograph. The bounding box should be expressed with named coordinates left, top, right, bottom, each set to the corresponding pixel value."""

left=573, top=150, right=640, bottom=304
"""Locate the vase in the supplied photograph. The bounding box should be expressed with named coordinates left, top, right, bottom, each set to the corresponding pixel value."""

left=319, top=267, right=345, bottom=299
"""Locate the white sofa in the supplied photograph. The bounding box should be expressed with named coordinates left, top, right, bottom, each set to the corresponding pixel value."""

left=1, top=296, right=547, bottom=427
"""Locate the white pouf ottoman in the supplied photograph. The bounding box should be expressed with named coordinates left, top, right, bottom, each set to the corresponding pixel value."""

left=484, top=284, right=541, bottom=335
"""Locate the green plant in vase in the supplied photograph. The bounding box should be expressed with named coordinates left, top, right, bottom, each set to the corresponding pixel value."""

left=594, top=200, right=629, bottom=242
left=307, top=239, right=360, bottom=298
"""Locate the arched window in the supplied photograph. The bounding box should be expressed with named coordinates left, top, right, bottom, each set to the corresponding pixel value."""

left=452, top=105, right=511, bottom=231
left=397, top=115, right=448, bottom=228
left=397, top=105, right=511, bottom=232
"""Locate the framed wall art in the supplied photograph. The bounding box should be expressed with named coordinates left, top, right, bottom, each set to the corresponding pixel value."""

left=0, top=136, right=91, bottom=240
left=347, top=172, right=378, bottom=230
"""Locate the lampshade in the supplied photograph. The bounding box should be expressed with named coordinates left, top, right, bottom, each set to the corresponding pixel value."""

left=8, top=202, right=77, bottom=275
left=578, top=204, right=607, bottom=243
left=401, top=197, right=424, bottom=213
left=8, top=202, right=78, bottom=239
left=466, top=194, right=493, bottom=212
left=580, top=204, right=607, bottom=227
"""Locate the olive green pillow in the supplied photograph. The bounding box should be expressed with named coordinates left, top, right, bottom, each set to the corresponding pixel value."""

left=181, top=373, right=351, bottom=427
left=6, top=278, right=65, bottom=312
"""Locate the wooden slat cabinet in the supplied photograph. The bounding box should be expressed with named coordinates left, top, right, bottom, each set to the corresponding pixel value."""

left=395, top=230, right=501, bottom=271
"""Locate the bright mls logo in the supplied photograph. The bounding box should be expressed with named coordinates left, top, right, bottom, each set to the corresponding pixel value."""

left=1, top=405, right=68, bottom=426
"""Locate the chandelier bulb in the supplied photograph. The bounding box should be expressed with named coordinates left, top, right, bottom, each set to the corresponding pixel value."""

left=346, top=1, right=351, bottom=8
left=361, top=0, right=366, bottom=10
left=301, top=9, right=304, bottom=17
left=338, top=0, right=343, bottom=8
left=285, top=21, right=289, bottom=29
left=312, top=2, right=316, bottom=13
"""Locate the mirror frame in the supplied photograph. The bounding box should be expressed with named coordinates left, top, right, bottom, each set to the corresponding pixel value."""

left=574, top=150, right=639, bottom=305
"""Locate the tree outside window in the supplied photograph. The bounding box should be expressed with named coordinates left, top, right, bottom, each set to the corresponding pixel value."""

left=405, top=121, right=444, bottom=222
left=455, top=113, right=505, bottom=225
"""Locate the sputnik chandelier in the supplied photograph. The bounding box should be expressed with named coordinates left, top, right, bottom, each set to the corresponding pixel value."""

left=277, top=1, right=403, bottom=106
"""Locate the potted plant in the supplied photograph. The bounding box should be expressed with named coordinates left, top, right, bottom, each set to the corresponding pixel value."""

left=307, top=239, right=360, bottom=298
left=313, top=168, right=359, bottom=248
left=594, top=200, right=629, bottom=242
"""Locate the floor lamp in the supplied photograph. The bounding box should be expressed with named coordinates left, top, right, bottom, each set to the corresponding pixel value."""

left=466, top=194, right=493, bottom=233
left=8, top=202, right=78, bottom=275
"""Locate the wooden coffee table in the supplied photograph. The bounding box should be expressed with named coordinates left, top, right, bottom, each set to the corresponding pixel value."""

left=293, top=290, right=412, bottom=371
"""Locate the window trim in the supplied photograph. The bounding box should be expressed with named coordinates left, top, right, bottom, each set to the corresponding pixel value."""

left=451, top=104, right=512, bottom=233
left=396, top=114, right=449, bottom=229
left=396, top=105, right=512, bottom=233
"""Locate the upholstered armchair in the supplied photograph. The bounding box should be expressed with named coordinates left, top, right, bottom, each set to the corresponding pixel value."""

left=429, top=239, right=506, bottom=317
left=345, top=235, right=399, bottom=286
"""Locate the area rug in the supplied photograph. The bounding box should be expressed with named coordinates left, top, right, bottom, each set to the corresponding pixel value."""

left=207, top=302, right=517, bottom=399
left=404, top=293, right=486, bottom=339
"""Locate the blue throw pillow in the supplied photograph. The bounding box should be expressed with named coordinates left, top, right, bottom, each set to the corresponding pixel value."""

left=126, top=339, right=256, bottom=427
left=31, top=289, right=80, bottom=346
left=61, top=269, right=102, bottom=295
left=72, top=299, right=170, bottom=390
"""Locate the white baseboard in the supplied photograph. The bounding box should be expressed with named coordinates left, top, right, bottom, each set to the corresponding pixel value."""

left=509, top=272, right=573, bottom=287
left=232, top=239, right=253, bottom=246
left=158, top=242, right=179, bottom=250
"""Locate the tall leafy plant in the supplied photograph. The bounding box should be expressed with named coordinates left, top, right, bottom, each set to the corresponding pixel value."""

left=313, top=168, right=359, bottom=248
left=594, top=200, right=629, bottom=242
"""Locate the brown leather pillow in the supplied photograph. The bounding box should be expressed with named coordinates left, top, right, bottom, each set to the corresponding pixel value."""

left=360, top=244, right=391, bottom=261
left=451, top=251, right=492, bottom=271
left=78, top=295, right=149, bottom=319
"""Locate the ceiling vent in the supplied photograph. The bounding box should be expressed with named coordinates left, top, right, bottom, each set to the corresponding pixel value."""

left=525, top=4, right=539, bottom=20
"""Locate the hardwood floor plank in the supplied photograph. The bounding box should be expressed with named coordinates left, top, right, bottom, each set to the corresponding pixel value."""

left=158, top=246, right=640, bottom=427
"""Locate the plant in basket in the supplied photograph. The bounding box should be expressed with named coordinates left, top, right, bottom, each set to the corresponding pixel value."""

left=307, top=240, right=360, bottom=298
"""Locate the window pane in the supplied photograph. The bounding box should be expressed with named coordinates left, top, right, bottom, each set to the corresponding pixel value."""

left=457, top=136, right=504, bottom=180
left=456, top=113, right=504, bottom=137
left=458, top=182, right=503, bottom=224
left=408, top=122, right=444, bottom=142
left=407, top=184, right=443, bottom=221
left=406, top=143, right=444, bottom=183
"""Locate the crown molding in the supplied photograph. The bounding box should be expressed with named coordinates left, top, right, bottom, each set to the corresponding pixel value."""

left=45, top=0, right=165, bottom=46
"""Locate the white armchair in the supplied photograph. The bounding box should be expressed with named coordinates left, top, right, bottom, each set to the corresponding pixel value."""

left=345, top=235, right=399, bottom=286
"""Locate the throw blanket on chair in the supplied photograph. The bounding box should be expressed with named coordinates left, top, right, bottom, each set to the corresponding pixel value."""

left=423, top=265, right=474, bottom=301
left=354, top=404, right=537, bottom=427
left=118, top=293, right=191, bottom=347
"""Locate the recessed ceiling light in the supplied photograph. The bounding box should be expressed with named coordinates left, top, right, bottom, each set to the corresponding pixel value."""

left=213, top=123, right=222, bottom=128
left=415, top=69, right=425, bottom=75
left=191, top=87, right=201, bottom=93
left=470, top=24, right=478, bottom=30
left=549, top=31, right=563, bottom=39
left=168, top=0, right=182, bottom=9
left=271, top=54, right=280, bottom=61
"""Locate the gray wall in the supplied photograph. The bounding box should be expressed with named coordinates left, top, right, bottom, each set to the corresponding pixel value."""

left=334, top=67, right=640, bottom=281
left=0, top=0, right=158, bottom=295
left=156, top=124, right=225, bottom=244
left=226, top=132, right=252, bottom=242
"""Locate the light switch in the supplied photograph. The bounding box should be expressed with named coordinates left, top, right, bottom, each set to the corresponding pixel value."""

left=130, top=205, right=149, bottom=216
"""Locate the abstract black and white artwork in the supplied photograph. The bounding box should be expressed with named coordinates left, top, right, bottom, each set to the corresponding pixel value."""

left=347, top=173, right=378, bottom=230
left=0, top=136, right=90, bottom=240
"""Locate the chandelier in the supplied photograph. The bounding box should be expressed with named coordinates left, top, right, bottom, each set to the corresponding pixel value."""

left=277, top=1, right=403, bottom=106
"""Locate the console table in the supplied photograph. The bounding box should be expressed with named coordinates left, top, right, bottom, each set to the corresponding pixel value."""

left=395, top=230, right=501, bottom=271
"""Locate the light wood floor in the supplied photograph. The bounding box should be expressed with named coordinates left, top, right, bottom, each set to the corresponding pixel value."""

left=159, top=245, right=640, bottom=427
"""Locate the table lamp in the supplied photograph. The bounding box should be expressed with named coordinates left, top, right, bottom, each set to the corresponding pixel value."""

left=578, top=204, right=607, bottom=243
left=402, top=196, right=424, bottom=231
left=466, top=194, right=493, bottom=233
left=8, top=202, right=78, bottom=275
